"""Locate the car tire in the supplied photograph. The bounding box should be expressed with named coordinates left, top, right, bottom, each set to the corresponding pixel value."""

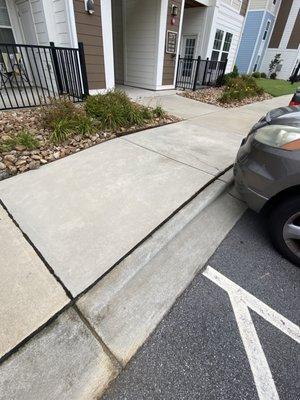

left=269, top=196, right=300, bottom=267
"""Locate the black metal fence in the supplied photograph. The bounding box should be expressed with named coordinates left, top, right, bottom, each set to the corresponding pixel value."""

left=0, top=42, right=89, bottom=110
left=176, top=56, right=227, bottom=90
left=290, top=61, right=300, bottom=84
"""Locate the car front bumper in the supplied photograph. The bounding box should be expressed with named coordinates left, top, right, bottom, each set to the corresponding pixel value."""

left=233, top=162, right=269, bottom=213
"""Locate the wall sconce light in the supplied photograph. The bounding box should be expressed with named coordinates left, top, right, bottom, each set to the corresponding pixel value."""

left=171, top=5, right=179, bottom=16
left=85, top=0, right=95, bottom=15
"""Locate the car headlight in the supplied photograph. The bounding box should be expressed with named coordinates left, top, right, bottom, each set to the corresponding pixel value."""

left=254, top=125, right=300, bottom=151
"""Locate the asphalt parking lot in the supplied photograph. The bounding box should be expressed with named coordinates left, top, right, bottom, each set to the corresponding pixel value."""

left=102, top=210, right=300, bottom=400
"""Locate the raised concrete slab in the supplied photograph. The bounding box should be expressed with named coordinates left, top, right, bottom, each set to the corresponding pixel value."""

left=239, top=94, right=292, bottom=114
left=193, top=109, right=262, bottom=136
left=124, top=120, right=242, bottom=175
left=0, top=205, right=68, bottom=359
left=0, top=138, right=212, bottom=297
left=78, top=184, right=246, bottom=365
left=0, top=308, right=117, bottom=400
left=137, top=94, right=219, bottom=119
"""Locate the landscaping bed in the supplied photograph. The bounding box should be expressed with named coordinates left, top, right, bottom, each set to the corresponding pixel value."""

left=180, top=86, right=271, bottom=108
left=0, top=91, right=178, bottom=181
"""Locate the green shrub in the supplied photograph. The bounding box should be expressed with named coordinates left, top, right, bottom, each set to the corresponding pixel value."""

left=216, top=65, right=239, bottom=86
left=0, top=130, right=40, bottom=152
left=50, top=119, right=73, bottom=145
left=270, top=72, right=277, bottom=80
left=40, top=98, right=81, bottom=130
left=40, top=98, right=96, bottom=143
left=252, top=72, right=261, bottom=78
left=75, top=115, right=97, bottom=136
left=153, top=106, right=166, bottom=118
left=219, top=75, right=264, bottom=104
left=231, top=65, right=239, bottom=78
left=260, top=72, right=267, bottom=78
left=85, top=90, right=157, bottom=130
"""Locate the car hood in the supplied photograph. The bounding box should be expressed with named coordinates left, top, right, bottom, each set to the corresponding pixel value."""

left=249, top=106, right=300, bottom=134
left=267, top=106, right=300, bottom=127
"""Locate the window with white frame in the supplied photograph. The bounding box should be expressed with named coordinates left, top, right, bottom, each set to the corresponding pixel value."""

left=0, top=0, right=15, bottom=44
left=262, top=21, right=271, bottom=41
left=212, top=30, right=232, bottom=62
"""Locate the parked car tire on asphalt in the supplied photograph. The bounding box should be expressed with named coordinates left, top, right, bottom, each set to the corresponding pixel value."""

left=269, top=196, right=300, bottom=267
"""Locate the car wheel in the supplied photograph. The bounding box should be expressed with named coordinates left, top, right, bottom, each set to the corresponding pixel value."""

left=269, top=196, right=300, bottom=267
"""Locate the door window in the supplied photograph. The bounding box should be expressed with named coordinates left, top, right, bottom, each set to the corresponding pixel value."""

left=182, top=37, right=196, bottom=77
left=184, top=38, right=196, bottom=59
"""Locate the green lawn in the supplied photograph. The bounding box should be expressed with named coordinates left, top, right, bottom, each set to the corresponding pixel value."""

left=255, top=78, right=300, bottom=97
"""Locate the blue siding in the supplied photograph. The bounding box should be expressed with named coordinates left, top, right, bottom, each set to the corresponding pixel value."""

left=236, top=11, right=264, bottom=74
left=255, top=12, right=275, bottom=72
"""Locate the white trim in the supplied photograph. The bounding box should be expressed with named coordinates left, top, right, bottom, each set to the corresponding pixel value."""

left=173, top=0, right=185, bottom=87
left=4, top=0, right=22, bottom=43
left=41, top=0, right=55, bottom=43
left=89, top=88, right=107, bottom=95
left=156, top=84, right=176, bottom=90
left=101, top=0, right=115, bottom=90
left=65, top=0, right=79, bottom=48
left=156, top=0, right=168, bottom=87
left=205, top=4, right=219, bottom=58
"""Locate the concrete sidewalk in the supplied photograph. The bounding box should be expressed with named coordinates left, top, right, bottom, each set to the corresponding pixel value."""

left=0, top=92, right=291, bottom=399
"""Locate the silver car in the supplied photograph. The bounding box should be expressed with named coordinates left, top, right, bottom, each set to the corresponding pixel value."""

left=234, top=106, right=300, bottom=266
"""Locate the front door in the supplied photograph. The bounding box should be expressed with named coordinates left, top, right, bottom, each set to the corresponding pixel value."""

left=16, top=0, right=37, bottom=45
left=181, top=35, right=197, bottom=77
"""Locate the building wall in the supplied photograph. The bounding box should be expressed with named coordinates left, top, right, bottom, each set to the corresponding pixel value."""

left=236, top=11, right=264, bottom=73
left=162, top=0, right=183, bottom=85
left=73, top=0, right=106, bottom=90
left=123, top=0, right=161, bottom=89
left=213, top=1, right=244, bottom=72
left=240, top=0, right=249, bottom=16
left=260, top=0, right=300, bottom=79
left=248, top=0, right=267, bottom=9
left=181, top=7, right=207, bottom=58
left=236, top=10, right=275, bottom=73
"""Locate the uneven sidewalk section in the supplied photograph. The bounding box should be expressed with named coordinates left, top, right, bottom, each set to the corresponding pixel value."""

left=0, top=175, right=246, bottom=400
left=0, top=205, right=69, bottom=359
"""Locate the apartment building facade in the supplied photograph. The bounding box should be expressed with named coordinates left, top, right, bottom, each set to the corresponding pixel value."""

left=235, top=0, right=281, bottom=74
left=259, top=0, right=300, bottom=79
left=0, top=0, right=248, bottom=96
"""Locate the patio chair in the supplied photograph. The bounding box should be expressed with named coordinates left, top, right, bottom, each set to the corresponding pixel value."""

left=0, top=52, right=29, bottom=89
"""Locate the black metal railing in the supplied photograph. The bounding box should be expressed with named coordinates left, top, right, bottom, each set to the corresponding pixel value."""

left=290, top=61, right=300, bottom=84
left=176, top=56, right=227, bottom=90
left=0, top=42, right=89, bottom=110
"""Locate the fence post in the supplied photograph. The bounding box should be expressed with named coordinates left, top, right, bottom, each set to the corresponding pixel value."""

left=291, top=61, right=300, bottom=84
left=193, top=56, right=201, bottom=91
left=175, top=56, right=181, bottom=89
left=50, top=42, right=63, bottom=94
left=202, top=57, right=209, bottom=86
left=78, top=42, right=89, bottom=97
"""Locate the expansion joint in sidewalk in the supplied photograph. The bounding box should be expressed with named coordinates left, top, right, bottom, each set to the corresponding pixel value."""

left=74, top=305, right=123, bottom=371
left=0, top=198, right=73, bottom=301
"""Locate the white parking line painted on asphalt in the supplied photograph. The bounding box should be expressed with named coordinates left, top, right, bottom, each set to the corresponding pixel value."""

left=229, top=293, right=279, bottom=400
left=203, top=266, right=300, bottom=400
